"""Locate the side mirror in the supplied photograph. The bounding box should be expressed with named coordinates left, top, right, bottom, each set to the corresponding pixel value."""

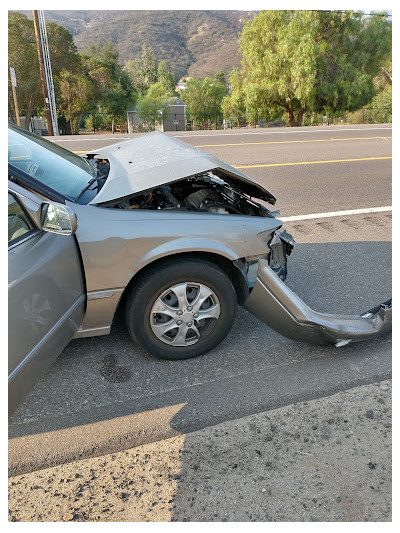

left=41, top=202, right=77, bottom=235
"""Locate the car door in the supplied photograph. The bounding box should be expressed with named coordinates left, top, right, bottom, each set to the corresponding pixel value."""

left=8, top=189, right=86, bottom=415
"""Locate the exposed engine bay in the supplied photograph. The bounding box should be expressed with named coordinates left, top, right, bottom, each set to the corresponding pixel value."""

left=112, top=174, right=274, bottom=217
left=86, top=155, right=276, bottom=218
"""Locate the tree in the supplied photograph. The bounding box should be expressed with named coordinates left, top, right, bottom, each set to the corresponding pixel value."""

left=82, top=41, right=134, bottom=96
left=46, top=22, right=80, bottom=76
left=101, top=86, right=132, bottom=133
left=147, top=81, right=173, bottom=99
left=125, top=44, right=158, bottom=95
left=366, top=85, right=392, bottom=123
left=214, top=70, right=227, bottom=87
left=238, top=10, right=392, bottom=126
left=85, top=113, right=104, bottom=133
left=58, top=70, right=95, bottom=134
left=81, top=41, right=135, bottom=132
left=374, top=60, right=392, bottom=92
left=221, top=69, right=246, bottom=128
left=135, top=93, right=170, bottom=131
left=8, top=12, right=41, bottom=127
left=157, top=61, right=176, bottom=96
left=8, top=12, right=82, bottom=129
left=83, top=40, right=119, bottom=70
left=184, top=77, right=226, bottom=126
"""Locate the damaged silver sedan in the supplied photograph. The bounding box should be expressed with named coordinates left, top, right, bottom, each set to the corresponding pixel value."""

left=8, top=124, right=391, bottom=411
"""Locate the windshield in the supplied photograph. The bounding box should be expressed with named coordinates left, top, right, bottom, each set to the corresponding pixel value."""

left=8, top=124, right=95, bottom=201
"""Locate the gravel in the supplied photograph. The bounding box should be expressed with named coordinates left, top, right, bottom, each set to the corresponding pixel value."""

left=8, top=380, right=391, bottom=522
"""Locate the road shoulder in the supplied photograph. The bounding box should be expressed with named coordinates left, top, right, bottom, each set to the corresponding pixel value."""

left=9, top=380, right=391, bottom=522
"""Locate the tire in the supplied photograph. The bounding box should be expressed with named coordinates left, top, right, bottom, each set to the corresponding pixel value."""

left=125, top=259, right=237, bottom=360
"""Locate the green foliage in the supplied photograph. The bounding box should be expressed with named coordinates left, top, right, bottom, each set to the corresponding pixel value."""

left=146, top=82, right=172, bottom=100
left=100, top=86, right=131, bottom=118
left=157, top=61, right=176, bottom=96
left=46, top=22, right=81, bottom=75
left=237, top=10, right=392, bottom=126
left=58, top=70, right=96, bottom=133
left=82, top=41, right=134, bottom=96
left=364, top=86, right=392, bottom=123
left=81, top=40, right=135, bottom=128
left=132, top=60, right=176, bottom=131
left=214, top=70, right=227, bottom=87
left=83, top=40, right=119, bottom=68
left=184, top=77, right=226, bottom=122
left=374, top=61, right=392, bottom=92
left=8, top=12, right=81, bottom=127
left=221, top=69, right=246, bottom=127
left=8, top=12, right=41, bottom=125
left=85, top=113, right=105, bottom=132
left=135, top=92, right=170, bottom=130
left=125, top=44, right=158, bottom=96
left=8, top=11, right=86, bottom=127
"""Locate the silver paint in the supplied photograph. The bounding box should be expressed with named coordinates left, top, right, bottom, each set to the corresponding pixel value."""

left=244, top=259, right=392, bottom=345
left=87, top=130, right=276, bottom=205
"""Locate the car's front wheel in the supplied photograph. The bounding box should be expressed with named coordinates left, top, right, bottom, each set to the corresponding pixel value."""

left=125, top=259, right=237, bottom=360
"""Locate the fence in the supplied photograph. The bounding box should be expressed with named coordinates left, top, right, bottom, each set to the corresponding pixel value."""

left=184, top=108, right=391, bottom=131
left=57, top=112, right=128, bottom=135
left=16, top=107, right=391, bottom=135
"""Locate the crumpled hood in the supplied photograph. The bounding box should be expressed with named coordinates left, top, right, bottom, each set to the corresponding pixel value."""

left=87, top=130, right=276, bottom=205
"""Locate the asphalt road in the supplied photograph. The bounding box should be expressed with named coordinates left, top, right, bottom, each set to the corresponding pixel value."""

left=8, top=125, right=392, bottom=476
left=50, top=123, right=392, bottom=215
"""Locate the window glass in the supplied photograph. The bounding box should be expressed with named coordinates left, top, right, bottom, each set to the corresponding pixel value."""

left=8, top=193, right=35, bottom=244
left=8, top=125, right=95, bottom=201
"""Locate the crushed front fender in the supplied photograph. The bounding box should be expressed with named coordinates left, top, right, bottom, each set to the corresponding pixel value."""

left=243, top=259, right=392, bottom=346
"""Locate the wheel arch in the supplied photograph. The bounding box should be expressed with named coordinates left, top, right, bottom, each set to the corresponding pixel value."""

left=114, top=251, right=249, bottom=323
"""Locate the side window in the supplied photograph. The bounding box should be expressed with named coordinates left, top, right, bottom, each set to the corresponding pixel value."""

left=8, top=193, right=36, bottom=245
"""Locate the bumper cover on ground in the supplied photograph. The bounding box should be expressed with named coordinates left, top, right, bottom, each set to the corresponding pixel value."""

left=243, top=259, right=392, bottom=346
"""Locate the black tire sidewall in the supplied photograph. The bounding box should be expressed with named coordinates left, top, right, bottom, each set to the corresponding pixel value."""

left=125, top=259, right=237, bottom=360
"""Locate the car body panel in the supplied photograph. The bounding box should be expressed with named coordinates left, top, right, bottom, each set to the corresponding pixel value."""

left=70, top=201, right=282, bottom=335
left=87, top=130, right=277, bottom=205
left=8, top=187, right=86, bottom=414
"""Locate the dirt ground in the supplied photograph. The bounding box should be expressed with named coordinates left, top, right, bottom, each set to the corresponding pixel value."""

left=8, top=380, right=391, bottom=522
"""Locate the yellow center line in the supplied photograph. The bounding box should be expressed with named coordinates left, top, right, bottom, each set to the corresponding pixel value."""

left=71, top=135, right=391, bottom=154
left=195, top=136, right=391, bottom=148
left=234, top=156, right=392, bottom=169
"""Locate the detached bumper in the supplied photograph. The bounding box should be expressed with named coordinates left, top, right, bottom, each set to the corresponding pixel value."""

left=243, top=259, right=392, bottom=346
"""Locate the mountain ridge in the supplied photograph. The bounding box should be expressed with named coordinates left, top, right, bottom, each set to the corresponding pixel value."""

left=16, top=10, right=257, bottom=80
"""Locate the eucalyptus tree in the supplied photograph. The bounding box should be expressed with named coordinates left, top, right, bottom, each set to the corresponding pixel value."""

left=238, top=10, right=391, bottom=126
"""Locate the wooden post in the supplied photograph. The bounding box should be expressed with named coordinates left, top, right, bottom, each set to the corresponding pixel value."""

left=9, top=67, right=20, bottom=126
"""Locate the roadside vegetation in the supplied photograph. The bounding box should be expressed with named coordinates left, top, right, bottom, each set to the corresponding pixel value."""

left=8, top=10, right=391, bottom=133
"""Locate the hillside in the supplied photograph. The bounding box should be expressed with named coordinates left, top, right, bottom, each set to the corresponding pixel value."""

left=16, top=10, right=256, bottom=80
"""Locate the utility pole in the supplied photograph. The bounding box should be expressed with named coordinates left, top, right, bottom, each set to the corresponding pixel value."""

left=32, top=10, right=59, bottom=135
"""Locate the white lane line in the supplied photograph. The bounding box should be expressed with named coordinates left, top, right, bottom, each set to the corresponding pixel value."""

left=172, top=127, right=392, bottom=138
left=280, top=206, right=392, bottom=222
left=51, top=136, right=132, bottom=142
